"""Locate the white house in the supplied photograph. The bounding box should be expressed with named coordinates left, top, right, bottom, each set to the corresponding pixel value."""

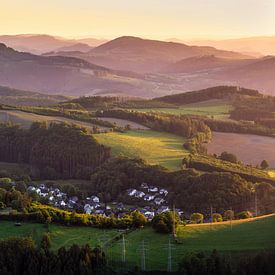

left=144, top=194, right=155, bottom=201
left=90, top=196, right=100, bottom=203
left=127, top=189, right=137, bottom=196
left=27, top=186, right=36, bottom=192
left=157, top=206, right=169, bottom=214
left=135, top=191, right=145, bottom=198
left=60, top=200, right=66, bottom=207
left=84, top=204, right=94, bottom=214
left=148, top=186, right=158, bottom=192
left=154, top=197, right=165, bottom=205
left=49, top=196, right=54, bottom=201
left=159, top=189, right=168, bottom=196
left=144, top=211, right=155, bottom=220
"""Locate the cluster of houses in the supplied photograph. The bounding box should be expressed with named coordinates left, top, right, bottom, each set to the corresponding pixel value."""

left=27, top=183, right=183, bottom=220
left=127, top=183, right=169, bottom=205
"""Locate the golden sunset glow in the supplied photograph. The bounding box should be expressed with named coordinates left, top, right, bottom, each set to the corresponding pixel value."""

left=1, top=0, right=275, bottom=39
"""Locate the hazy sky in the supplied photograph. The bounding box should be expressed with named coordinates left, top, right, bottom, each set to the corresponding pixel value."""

left=1, top=0, right=275, bottom=39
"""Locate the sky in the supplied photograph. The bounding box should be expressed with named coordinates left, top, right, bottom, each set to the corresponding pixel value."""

left=1, top=0, right=275, bottom=39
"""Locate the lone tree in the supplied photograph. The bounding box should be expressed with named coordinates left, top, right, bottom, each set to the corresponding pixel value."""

left=190, top=213, right=204, bottom=224
left=212, top=213, right=223, bottom=222
left=219, top=152, right=238, bottom=164
left=260, top=160, right=269, bottom=170
left=152, top=211, right=180, bottom=234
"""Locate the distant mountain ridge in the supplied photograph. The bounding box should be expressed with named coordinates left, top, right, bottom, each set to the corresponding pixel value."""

left=0, top=34, right=107, bottom=54
left=54, top=36, right=250, bottom=73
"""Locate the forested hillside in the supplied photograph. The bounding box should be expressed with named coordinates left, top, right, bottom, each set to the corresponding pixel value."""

left=0, top=122, right=110, bottom=179
left=154, top=86, right=261, bottom=105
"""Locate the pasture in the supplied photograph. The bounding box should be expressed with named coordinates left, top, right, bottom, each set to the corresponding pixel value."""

left=0, top=215, right=274, bottom=271
left=94, top=130, right=188, bottom=170
left=0, top=110, right=108, bottom=131
left=131, top=99, right=232, bottom=119
left=207, top=132, right=275, bottom=167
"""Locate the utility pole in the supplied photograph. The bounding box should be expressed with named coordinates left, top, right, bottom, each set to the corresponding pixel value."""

left=138, top=240, right=148, bottom=271
left=173, top=204, right=177, bottom=238
left=163, top=238, right=175, bottom=273
left=121, top=234, right=126, bottom=263
left=255, top=190, right=258, bottom=217
left=210, top=205, right=213, bottom=231
left=230, top=207, right=233, bottom=231
left=167, top=239, right=172, bottom=272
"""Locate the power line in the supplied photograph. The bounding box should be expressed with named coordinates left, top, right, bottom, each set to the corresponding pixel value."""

left=137, top=240, right=148, bottom=271
left=121, top=234, right=126, bottom=263
left=255, top=190, right=258, bottom=217
left=163, top=237, right=176, bottom=273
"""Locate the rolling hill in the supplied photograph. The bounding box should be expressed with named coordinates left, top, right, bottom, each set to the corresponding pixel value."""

left=189, top=36, right=275, bottom=56
left=56, top=36, right=249, bottom=73
left=0, top=34, right=106, bottom=54
left=0, top=85, right=70, bottom=106
left=161, top=55, right=253, bottom=74
left=0, top=43, right=152, bottom=96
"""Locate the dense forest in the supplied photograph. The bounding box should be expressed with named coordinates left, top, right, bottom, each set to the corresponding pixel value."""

left=0, top=237, right=106, bottom=275
left=0, top=122, right=110, bottom=179
left=154, top=86, right=261, bottom=105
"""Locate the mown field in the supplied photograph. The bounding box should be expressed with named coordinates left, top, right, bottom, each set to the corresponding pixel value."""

left=94, top=130, right=188, bottom=170
left=0, top=110, right=108, bottom=130
left=131, top=99, right=233, bottom=119
left=0, top=215, right=274, bottom=272
left=207, top=132, right=275, bottom=167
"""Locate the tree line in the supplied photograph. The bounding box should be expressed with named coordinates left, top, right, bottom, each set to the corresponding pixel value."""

left=96, top=109, right=211, bottom=140
left=0, top=122, right=111, bottom=179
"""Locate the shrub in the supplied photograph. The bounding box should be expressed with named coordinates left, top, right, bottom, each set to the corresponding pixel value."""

left=236, top=211, right=253, bottom=219
left=212, top=213, right=223, bottom=222
left=190, top=213, right=204, bottom=224
left=223, top=210, right=234, bottom=221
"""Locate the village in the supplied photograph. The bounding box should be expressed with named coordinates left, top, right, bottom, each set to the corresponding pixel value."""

left=27, top=182, right=183, bottom=220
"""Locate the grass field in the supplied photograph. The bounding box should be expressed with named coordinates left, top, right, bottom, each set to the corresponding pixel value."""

left=108, top=214, right=275, bottom=271
left=207, top=132, right=275, bottom=167
left=0, top=221, right=118, bottom=250
left=131, top=99, right=233, bottom=119
left=0, top=215, right=274, bottom=271
left=268, top=169, right=275, bottom=178
left=0, top=110, right=108, bottom=131
left=94, top=130, right=188, bottom=170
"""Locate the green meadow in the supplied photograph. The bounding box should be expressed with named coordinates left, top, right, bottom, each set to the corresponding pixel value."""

left=131, top=99, right=233, bottom=119
left=0, top=215, right=274, bottom=271
left=94, top=130, right=188, bottom=170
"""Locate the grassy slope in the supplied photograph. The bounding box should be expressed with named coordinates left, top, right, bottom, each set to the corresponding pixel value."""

left=0, top=215, right=274, bottom=271
left=268, top=169, right=275, bottom=178
left=0, top=110, right=108, bottom=130
left=130, top=99, right=233, bottom=119
left=94, top=130, right=188, bottom=170
left=108, top=214, right=275, bottom=271
left=0, top=221, right=118, bottom=250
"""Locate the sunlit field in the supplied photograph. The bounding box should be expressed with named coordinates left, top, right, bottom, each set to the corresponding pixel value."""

left=94, top=130, right=188, bottom=170
left=130, top=99, right=233, bottom=119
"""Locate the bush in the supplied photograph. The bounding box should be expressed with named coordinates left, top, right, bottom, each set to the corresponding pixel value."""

left=212, top=213, right=223, bottom=222
left=223, top=210, right=234, bottom=221
left=190, top=213, right=204, bottom=224
left=236, top=211, right=253, bottom=219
